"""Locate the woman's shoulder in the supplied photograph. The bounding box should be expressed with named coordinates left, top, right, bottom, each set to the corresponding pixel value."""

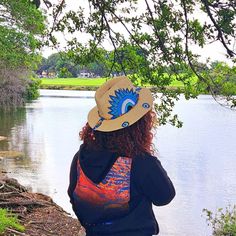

left=131, top=153, right=163, bottom=179
left=131, top=153, right=176, bottom=205
left=133, top=152, right=160, bottom=167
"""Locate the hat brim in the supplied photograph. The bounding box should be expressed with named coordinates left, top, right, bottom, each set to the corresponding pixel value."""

left=87, top=88, right=153, bottom=132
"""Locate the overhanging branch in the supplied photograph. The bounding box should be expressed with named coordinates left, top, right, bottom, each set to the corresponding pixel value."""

left=201, top=0, right=236, bottom=57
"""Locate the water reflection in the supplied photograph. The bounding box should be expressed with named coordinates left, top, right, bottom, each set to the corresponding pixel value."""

left=0, top=106, right=49, bottom=194
left=0, top=108, right=26, bottom=150
left=0, top=91, right=236, bottom=236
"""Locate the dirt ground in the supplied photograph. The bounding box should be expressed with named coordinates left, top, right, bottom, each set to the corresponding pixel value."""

left=0, top=175, right=82, bottom=236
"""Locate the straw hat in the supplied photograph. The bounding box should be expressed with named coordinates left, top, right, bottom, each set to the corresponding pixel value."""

left=88, top=76, right=153, bottom=132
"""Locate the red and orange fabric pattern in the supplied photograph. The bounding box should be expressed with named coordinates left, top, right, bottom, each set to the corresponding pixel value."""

left=74, top=157, right=132, bottom=209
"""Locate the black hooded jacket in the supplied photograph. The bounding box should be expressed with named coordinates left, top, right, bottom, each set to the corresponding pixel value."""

left=68, top=144, right=175, bottom=236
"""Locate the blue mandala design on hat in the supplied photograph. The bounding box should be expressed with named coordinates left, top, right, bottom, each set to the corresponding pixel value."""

left=108, top=88, right=139, bottom=119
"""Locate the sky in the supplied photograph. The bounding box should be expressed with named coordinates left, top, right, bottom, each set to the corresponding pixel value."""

left=41, top=0, right=234, bottom=64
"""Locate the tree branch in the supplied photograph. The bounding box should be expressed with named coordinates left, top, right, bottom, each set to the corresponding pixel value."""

left=201, top=0, right=235, bottom=57
left=48, top=0, right=65, bottom=42
left=144, top=0, right=170, bottom=61
left=182, top=0, right=211, bottom=86
left=181, top=0, right=234, bottom=108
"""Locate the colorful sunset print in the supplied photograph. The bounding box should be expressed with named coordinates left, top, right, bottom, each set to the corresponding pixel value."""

left=74, top=157, right=132, bottom=209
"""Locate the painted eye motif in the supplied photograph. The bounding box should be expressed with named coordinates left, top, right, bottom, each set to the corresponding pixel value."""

left=121, top=99, right=136, bottom=114
left=109, top=89, right=139, bottom=119
left=122, top=121, right=129, bottom=127
left=142, top=103, right=150, bottom=109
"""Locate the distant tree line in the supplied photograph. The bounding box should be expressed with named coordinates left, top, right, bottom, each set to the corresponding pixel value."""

left=37, top=51, right=110, bottom=78
left=37, top=50, right=236, bottom=96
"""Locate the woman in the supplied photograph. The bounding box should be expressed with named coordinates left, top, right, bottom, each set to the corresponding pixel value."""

left=68, top=76, right=175, bottom=236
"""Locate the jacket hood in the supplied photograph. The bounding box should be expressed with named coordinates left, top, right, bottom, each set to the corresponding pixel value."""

left=79, top=144, right=118, bottom=184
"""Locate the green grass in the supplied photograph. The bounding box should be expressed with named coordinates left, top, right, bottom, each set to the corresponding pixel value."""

left=40, top=77, right=190, bottom=88
left=38, top=75, right=236, bottom=95
left=169, top=79, right=186, bottom=87
left=41, top=78, right=108, bottom=87
left=0, top=208, right=25, bottom=233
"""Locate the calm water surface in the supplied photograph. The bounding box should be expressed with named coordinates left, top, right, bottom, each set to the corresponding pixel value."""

left=0, top=90, right=236, bottom=236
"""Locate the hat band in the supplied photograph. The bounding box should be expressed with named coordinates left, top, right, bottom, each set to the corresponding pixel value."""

left=92, top=117, right=104, bottom=131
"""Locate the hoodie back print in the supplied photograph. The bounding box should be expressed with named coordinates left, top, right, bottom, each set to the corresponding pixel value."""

left=74, top=156, right=132, bottom=210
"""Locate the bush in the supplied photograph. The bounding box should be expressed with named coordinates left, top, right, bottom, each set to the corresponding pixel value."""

left=24, top=77, right=41, bottom=101
left=58, top=67, right=73, bottom=78
left=0, top=63, right=41, bottom=108
left=203, top=205, right=236, bottom=236
left=0, top=65, right=28, bottom=108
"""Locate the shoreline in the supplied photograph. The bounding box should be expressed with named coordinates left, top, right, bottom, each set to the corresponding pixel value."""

left=40, top=85, right=100, bottom=91
left=40, top=86, right=236, bottom=97
left=0, top=175, right=82, bottom=236
left=39, top=84, right=188, bottom=93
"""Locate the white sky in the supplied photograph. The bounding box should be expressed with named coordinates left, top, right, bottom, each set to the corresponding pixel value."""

left=41, top=0, right=234, bottom=64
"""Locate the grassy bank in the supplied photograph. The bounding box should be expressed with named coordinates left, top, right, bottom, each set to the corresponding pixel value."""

left=40, top=77, right=186, bottom=90
left=40, top=78, right=236, bottom=95
left=41, top=78, right=108, bottom=87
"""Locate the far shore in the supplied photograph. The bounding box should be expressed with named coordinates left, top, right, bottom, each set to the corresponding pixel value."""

left=40, top=84, right=100, bottom=91
left=39, top=84, right=187, bottom=93
left=39, top=77, right=188, bottom=93
left=40, top=78, right=217, bottom=94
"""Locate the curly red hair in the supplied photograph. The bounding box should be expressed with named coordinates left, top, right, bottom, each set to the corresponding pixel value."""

left=79, top=110, right=158, bottom=157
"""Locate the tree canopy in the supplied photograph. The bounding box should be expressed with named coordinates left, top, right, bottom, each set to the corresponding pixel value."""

left=0, top=0, right=45, bottom=68
left=0, top=0, right=46, bottom=108
left=46, top=0, right=236, bottom=126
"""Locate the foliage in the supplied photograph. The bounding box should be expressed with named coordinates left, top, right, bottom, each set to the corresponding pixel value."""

left=24, top=77, right=41, bottom=101
left=0, top=0, right=46, bottom=108
left=203, top=205, right=236, bottom=236
left=58, top=67, right=73, bottom=78
left=37, top=54, right=61, bottom=74
left=194, top=61, right=236, bottom=99
left=210, top=62, right=236, bottom=97
left=47, top=0, right=236, bottom=126
left=37, top=51, right=110, bottom=77
left=0, top=0, right=45, bottom=68
left=0, top=208, right=25, bottom=233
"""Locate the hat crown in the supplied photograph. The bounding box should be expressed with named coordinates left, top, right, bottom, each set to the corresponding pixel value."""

left=95, top=77, right=137, bottom=120
left=88, top=76, right=153, bottom=131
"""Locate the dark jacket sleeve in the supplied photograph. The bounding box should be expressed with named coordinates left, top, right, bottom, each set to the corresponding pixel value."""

left=67, top=150, right=80, bottom=205
left=133, top=154, right=176, bottom=206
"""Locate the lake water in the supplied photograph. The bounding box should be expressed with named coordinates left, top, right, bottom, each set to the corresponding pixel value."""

left=0, top=89, right=236, bottom=236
